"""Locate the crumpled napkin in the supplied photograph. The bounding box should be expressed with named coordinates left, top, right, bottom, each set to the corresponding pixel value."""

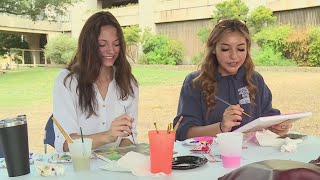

left=280, top=137, right=303, bottom=153
left=34, top=161, right=64, bottom=176
left=255, top=129, right=303, bottom=152
left=100, top=151, right=166, bottom=177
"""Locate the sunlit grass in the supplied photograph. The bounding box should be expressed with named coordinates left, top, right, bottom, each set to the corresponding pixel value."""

left=0, top=66, right=191, bottom=108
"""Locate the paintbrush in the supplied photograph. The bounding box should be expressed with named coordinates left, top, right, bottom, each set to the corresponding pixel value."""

left=215, top=96, right=252, bottom=118
left=173, top=116, right=183, bottom=132
left=124, top=106, right=136, bottom=144
left=154, top=122, right=159, bottom=133
left=52, top=116, right=73, bottom=143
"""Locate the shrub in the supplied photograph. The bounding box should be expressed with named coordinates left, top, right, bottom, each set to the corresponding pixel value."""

left=253, top=25, right=294, bottom=57
left=308, top=27, right=320, bottom=67
left=191, top=52, right=204, bottom=65
left=253, top=45, right=296, bottom=66
left=284, top=29, right=309, bottom=66
left=44, top=34, right=77, bottom=64
left=141, top=34, right=183, bottom=65
left=197, top=28, right=211, bottom=44
left=123, top=25, right=141, bottom=63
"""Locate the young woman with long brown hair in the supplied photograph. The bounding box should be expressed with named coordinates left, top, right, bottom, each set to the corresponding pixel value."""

left=173, top=19, right=291, bottom=140
left=53, top=11, right=138, bottom=152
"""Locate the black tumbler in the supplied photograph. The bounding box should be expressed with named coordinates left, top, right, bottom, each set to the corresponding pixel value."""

left=0, top=115, right=30, bottom=177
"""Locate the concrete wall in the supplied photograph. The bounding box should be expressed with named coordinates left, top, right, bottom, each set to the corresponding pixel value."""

left=70, top=0, right=99, bottom=38
left=267, top=0, right=320, bottom=11
left=0, top=14, right=70, bottom=34
left=103, top=0, right=267, bottom=26
left=154, top=0, right=216, bottom=23
left=107, top=5, right=139, bottom=27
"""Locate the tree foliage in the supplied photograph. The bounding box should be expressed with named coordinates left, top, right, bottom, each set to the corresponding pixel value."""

left=44, top=34, right=77, bottom=64
left=211, top=0, right=249, bottom=23
left=140, top=34, right=184, bottom=65
left=123, top=25, right=141, bottom=46
left=0, top=33, right=29, bottom=56
left=0, top=0, right=80, bottom=21
left=197, top=27, right=211, bottom=44
left=247, top=6, right=277, bottom=33
left=123, top=25, right=141, bottom=62
left=198, top=0, right=277, bottom=45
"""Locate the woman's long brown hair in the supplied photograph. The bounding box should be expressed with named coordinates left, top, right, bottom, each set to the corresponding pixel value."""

left=192, top=19, right=256, bottom=113
left=64, top=11, right=137, bottom=118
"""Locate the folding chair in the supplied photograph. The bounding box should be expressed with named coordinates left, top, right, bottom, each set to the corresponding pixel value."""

left=44, top=114, right=55, bottom=153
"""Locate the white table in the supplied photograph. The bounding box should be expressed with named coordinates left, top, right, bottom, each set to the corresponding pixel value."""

left=1, top=136, right=320, bottom=180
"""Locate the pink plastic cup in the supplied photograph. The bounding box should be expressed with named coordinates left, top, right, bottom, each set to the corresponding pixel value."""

left=148, top=130, right=175, bottom=174
left=217, top=132, right=243, bottom=168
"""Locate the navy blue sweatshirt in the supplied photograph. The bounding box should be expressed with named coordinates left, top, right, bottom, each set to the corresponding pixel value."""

left=173, top=66, right=280, bottom=141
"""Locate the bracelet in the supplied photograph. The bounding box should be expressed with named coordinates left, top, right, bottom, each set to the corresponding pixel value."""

left=219, top=122, right=224, bottom=133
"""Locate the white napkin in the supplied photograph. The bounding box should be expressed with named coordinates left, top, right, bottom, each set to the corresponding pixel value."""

left=256, top=129, right=285, bottom=146
left=280, top=137, right=303, bottom=153
left=100, top=151, right=166, bottom=177
left=34, top=161, right=64, bottom=176
left=255, top=129, right=303, bottom=152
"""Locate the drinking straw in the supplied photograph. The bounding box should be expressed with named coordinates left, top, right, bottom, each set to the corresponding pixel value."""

left=80, top=127, right=85, bottom=156
left=215, top=96, right=253, bottom=118
left=154, top=122, right=159, bottom=133
left=52, top=116, right=73, bottom=143
left=80, top=127, right=84, bottom=143
left=124, top=106, right=136, bottom=144
left=173, top=116, right=183, bottom=132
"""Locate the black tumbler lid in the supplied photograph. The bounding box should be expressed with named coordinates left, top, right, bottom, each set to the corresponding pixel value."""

left=0, top=115, right=27, bottom=128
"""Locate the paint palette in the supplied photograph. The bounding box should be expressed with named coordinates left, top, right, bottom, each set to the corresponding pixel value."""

left=49, top=153, right=72, bottom=163
left=183, top=138, right=201, bottom=146
left=183, top=136, right=214, bottom=146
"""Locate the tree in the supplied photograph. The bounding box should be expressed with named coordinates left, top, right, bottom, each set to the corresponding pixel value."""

left=247, top=6, right=277, bottom=33
left=211, top=0, right=249, bottom=23
left=0, top=0, right=80, bottom=21
left=0, top=33, right=29, bottom=56
left=123, top=25, right=141, bottom=63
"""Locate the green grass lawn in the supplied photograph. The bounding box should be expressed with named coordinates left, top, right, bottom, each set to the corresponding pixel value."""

left=1, top=66, right=320, bottom=153
left=0, top=67, right=191, bottom=108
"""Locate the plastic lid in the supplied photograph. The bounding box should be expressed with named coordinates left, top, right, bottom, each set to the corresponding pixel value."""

left=0, top=115, right=27, bottom=128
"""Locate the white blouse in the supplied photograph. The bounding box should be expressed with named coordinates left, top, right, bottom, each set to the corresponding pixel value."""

left=53, top=68, right=139, bottom=152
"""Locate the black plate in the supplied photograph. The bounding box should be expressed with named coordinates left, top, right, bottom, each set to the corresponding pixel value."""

left=172, top=155, right=208, bottom=170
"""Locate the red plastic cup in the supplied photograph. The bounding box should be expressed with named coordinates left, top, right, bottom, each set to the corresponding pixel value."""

left=148, top=130, right=175, bottom=174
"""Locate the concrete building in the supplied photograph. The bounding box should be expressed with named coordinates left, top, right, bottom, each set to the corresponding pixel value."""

left=1, top=0, right=319, bottom=65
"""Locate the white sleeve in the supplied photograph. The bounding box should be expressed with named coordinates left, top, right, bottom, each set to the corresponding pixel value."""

left=121, top=84, right=139, bottom=143
left=52, top=71, right=79, bottom=152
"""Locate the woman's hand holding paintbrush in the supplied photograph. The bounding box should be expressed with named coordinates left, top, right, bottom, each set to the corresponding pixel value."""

left=215, top=96, right=252, bottom=118
left=215, top=96, right=253, bottom=132
left=107, top=114, right=134, bottom=143
left=220, top=104, right=245, bottom=132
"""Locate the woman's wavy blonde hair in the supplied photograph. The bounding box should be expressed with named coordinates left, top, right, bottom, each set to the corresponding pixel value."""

left=192, top=19, right=256, bottom=113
